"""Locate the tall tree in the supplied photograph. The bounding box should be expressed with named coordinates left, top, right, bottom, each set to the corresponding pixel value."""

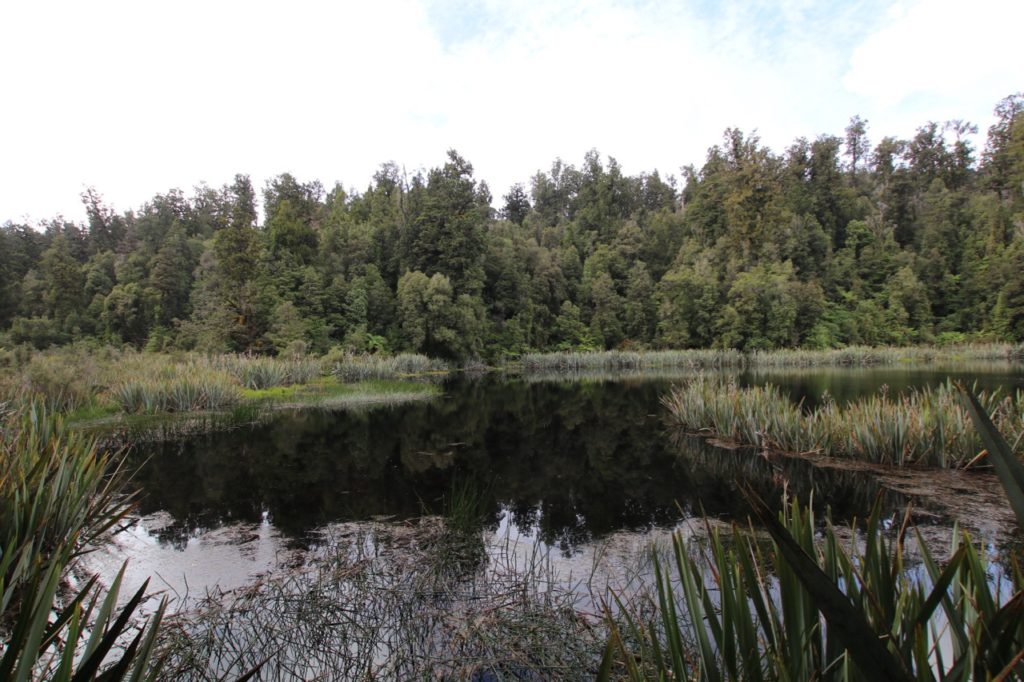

left=411, top=150, right=489, bottom=294
left=501, top=183, right=531, bottom=226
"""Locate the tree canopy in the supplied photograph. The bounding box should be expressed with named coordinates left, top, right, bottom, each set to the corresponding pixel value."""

left=3, top=94, right=1024, bottom=358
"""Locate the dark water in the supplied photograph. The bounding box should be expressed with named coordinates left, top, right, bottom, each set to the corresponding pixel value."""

left=744, top=364, right=1024, bottom=408
left=129, top=365, right=1024, bottom=553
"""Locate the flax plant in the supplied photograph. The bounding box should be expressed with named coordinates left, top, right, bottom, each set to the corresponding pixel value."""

left=602, top=388, right=1024, bottom=681
left=114, top=369, right=241, bottom=414
left=1, top=404, right=166, bottom=680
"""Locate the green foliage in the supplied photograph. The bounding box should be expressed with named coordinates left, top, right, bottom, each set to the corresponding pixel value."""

left=114, top=374, right=241, bottom=414
left=606, top=498, right=1024, bottom=681
left=606, top=390, right=1024, bottom=681
left=5, top=94, right=1024, bottom=355
left=663, top=376, right=1024, bottom=467
left=0, top=405, right=166, bottom=679
left=331, top=352, right=447, bottom=381
left=397, top=270, right=483, bottom=359
left=211, top=355, right=325, bottom=390
left=7, top=316, right=69, bottom=350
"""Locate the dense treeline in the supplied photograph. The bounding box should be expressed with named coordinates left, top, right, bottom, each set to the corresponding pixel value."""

left=2, top=94, right=1022, bottom=359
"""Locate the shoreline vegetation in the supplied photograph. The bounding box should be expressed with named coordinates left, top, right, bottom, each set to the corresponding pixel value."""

left=512, top=342, right=1024, bottom=373
left=0, top=346, right=446, bottom=432
left=663, top=376, right=1024, bottom=468
left=0, top=342, right=1020, bottom=435
left=3, top=350, right=1024, bottom=677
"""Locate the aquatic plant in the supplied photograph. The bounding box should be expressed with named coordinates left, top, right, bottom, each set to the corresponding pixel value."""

left=156, top=519, right=606, bottom=680
left=746, top=343, right=1020, bottom=367
left=331, top=352, right=447, bottom=381
left=518, top=344, right=1020, bottom=375
left=114, top=370, right=241, bottom=414
left=602, top=495, right=1024, bottom=681
left=519, top=349, right=746, bottom=373
left=663, top=377, right=1024, bottom=467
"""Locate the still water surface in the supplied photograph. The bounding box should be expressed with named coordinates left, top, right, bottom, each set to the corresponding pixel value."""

left=97, top=365, right=1024, bottom=597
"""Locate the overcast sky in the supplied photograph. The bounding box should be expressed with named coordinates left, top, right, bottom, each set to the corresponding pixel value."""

left=1, top=0, right=1021, bottom=223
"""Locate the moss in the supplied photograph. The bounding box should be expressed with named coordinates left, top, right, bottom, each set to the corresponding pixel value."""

left=244, top=379, right=439, bottom=409
left=65, top=401, right=121, bottom=422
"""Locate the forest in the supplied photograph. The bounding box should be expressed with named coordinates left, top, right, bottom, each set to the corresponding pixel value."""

left=1, top=93, right=1022, bottom=361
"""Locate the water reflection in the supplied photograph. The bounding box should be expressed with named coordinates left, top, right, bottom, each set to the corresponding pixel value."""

left=128, top=367, right=1024, bottom=552
left=743, top=363, right=1024, bottom=407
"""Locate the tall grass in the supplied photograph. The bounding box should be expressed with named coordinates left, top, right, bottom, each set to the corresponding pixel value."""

left=663, top=377, right=1024, bottom=467
left=748, top=343, right=1021, bottom=367
left=603, top=496, right=1024, bottom=681
left=331, top=352, right=448, bottom=381
left=519, top=349, right=746, bottom=373
left=2, top=347, right=445, bottom=420
left=5, top=346, right=109, bottom=413
left=114, top=368, right=242, bottom=414
left=605, top=389, right=1024, bottom=681
left=210, top=355, right=326, bottom=389
left=0, top=404, right=165, bottom=679
left=518, top=344, right=1022, bottom=375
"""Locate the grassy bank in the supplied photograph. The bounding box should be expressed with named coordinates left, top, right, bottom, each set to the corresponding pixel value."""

left=518, top=349, right=745, bottom=372
left=663, top=376, right=1024, bottom=468
left=0, top=346, right=444, bottom=430
left=514, top=343, right=1023, bottom=375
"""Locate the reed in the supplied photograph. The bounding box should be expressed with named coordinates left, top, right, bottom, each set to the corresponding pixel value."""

left=518, top=344, right=1021, bottom=375
left=157, top=518, right=606, bottom=680
left=331, top=352, right=448, bottom=381
left=209, top=355, right=328, bottom=389
left=745, top=343, right=1021, bottom=367
left=605, top=389, right=1024, bottom=680
left=519, top=349, right=746, bottom=373
left=663, top=377, right=1024, bottom=467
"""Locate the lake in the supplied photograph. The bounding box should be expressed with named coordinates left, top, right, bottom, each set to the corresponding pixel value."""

left=89, top=364, right=1024, bottom=601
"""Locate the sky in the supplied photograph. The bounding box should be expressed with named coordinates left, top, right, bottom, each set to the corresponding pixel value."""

left=0, top=0, right=1021, bottom=223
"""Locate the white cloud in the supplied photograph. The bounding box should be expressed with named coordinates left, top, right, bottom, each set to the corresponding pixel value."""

left=0, top=0, right=1019, bottom=222
left=843, top=0, right=1023, bottom=124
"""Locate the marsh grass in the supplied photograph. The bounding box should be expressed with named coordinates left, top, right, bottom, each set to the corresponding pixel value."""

left=114, top=368, right=242, bottom=414
left=0, top=347, right=446, bottom=430
left=607, top=389, right=1024, bottom=680
left=211, top=355, right=327, bottom=389
left=748, top=343, right=1021, bottom=367
left=91, top=381, right=441, bottom=446
left=331, top=352, right=448, bottom=381
left=8, top=347, right=108, bottom=413
left=663, top=377, right=1024, bottom=467
left=517, top=344, right=1022, bottom=376
left=519, top=349, right=745, bottom=373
